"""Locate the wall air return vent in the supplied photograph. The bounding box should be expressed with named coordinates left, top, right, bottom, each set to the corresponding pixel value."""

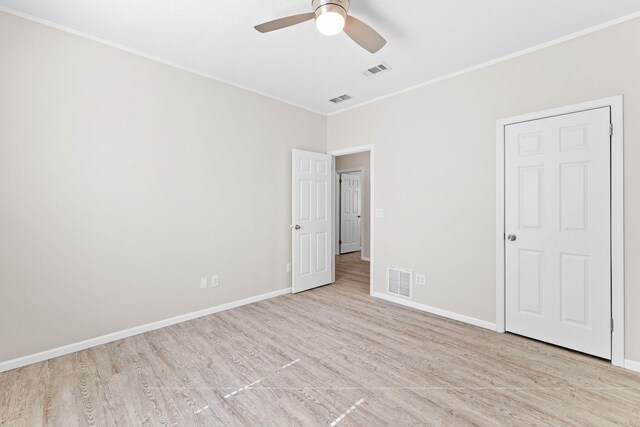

left=364, top=63, right=391, bottom=77
left=329, top=94, right=352, bottom=104
left=387, top=267, right=413, bottom=299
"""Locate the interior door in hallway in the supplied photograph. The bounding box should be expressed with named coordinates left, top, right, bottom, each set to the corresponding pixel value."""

left=340, top=173, right=362, bottom=254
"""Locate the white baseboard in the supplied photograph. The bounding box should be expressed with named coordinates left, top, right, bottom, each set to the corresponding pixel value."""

left=0, top=287, right=291, bottom=373
left=372, top=292, right=496, bottom=331
left=361, top=256, right=371, bottom=262
left=5, top=286, right=634, bottom=375
left=373, top=293, right=640, bottom=374
left=625, top=359, right=640, bottom=374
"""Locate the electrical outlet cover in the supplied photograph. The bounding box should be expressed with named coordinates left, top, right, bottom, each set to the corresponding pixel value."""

left=415, top=274, right=426, bottom=286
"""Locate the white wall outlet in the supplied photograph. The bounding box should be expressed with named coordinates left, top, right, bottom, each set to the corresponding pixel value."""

left=286, top=263, right=292, bottom=273
left=200, top=277, right=208, bottom=289
left=375, top=208, right=384, bottom=218
left=415, top=274, right=426, bottom=286
left=211, top=275, right=220, bottom=287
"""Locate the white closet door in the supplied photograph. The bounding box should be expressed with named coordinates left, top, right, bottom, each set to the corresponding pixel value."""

left=505, top=107, right=611, bottom=359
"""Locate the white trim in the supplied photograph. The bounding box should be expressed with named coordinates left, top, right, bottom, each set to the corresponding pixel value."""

left=625, top=359, right=640, bottom=374
left=0, top=6, right=324, bottom=117
left=329, top=145, right=374, bottom=157
left=373, top=292, right=496, bottom=331
left=336, top=168, right=364, bottom=174
left=361, top=256, right=371, bottom=262
left=0, top=287, right=291, bottom=373
left=610, top=97, right=626, bottom=368
left=496, top=96, right=625, bottom=368
left=328, top=145, right=374, bottom=296
left=334, top=170, right=341, bottom=257
left=327, top=11, right=640, bottom=116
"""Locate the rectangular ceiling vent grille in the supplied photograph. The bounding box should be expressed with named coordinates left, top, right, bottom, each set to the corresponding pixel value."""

left=329, top=94, right=352, bottom=104
left=364, top=63, right=391, bottom=77
left=388, top=267, right=412, bottom=299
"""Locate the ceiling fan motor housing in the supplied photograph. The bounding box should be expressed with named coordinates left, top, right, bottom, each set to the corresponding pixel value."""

left=312, top=0, right=350, bottom=17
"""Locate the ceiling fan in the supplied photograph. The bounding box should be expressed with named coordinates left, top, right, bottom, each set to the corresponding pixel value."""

left=254, top=0, right=387, bottom=54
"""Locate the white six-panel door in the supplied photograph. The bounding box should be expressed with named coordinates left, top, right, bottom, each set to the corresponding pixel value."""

left=505, top=107, right=611, bottom=359
left=292, top=149, right=333, bottom=293
left=340, top=174, right=362, bottom=254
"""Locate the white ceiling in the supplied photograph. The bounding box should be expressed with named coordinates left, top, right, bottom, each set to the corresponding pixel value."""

left=2, top=0, right=640, bottom=114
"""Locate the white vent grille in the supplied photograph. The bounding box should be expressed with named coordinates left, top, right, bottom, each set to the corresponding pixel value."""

left=329, top=94, right=352, bottom=104
left=387, top=267, right=412, bottom=298
left=363, top=63, right=391, bottom=78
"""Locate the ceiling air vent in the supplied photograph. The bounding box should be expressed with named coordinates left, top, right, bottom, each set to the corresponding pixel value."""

left=364, top=62, right=391, bottom=78
left=388, top=267, right=412, bottom=299
left=329, top=94, right=352, bottom=104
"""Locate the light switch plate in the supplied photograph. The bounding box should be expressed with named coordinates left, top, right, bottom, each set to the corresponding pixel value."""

left=286, top=263, right=292, bottom=273
left=200, top=278, right=208, bottom=289
left=375, top=209, right=384, bottom=218
left=211, top=275, right=220, bottom=287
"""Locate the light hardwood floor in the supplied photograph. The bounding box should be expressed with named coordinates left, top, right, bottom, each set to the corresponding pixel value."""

left=1, top=251, right=639, bottom=426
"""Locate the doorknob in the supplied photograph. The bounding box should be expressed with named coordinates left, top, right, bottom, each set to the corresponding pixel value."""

left=292, top=225, right=301, bottom=230
left=507, top=234, right=517, bottom=241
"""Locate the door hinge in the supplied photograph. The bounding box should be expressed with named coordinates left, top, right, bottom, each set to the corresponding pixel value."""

left=611, top=318, right=614, bottom=332
left=339, top=240, right=342, bottom=245
left=610, top=123, right=613, bottom=136
left=339, top=178, right=342, bottom=184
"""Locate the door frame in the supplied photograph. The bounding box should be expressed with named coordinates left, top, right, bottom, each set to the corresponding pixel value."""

left=336, top=167, right=365, bottom=258
left=495, top=95, right=624, bottom=367
left=328, top=145, right=374, bottom=296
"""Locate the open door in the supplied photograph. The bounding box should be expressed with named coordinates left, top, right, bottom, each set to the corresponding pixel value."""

left=292, top=149, right=333, bottom=293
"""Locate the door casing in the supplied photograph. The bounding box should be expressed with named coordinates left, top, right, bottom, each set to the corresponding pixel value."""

left=496, top=96, right=624, bottom=367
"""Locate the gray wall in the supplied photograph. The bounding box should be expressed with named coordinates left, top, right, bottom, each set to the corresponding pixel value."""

left=327, top=17, right=640, bottom=363
left=0, top=11, right=326, bottom=363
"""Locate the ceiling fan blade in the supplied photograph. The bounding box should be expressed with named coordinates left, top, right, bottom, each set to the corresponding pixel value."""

left=254, top=12, right=315, bottom=33
left=344, top=15, right=387, bottom=53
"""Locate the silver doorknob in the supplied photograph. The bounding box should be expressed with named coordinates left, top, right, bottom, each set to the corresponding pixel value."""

left=507, top=234, right=517, bottom=241
left=294, top=225, right=301, bottom=230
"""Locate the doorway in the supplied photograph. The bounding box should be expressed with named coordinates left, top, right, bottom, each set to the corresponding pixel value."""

left=290, top=145, right=373, bottom=295
left=331, top=146, right=373, bottom=295
left=333, top=150, right=371, bottom=289
left=496, top=96, right=624, bottom=367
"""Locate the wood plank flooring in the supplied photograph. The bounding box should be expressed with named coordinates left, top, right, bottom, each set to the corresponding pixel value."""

left=1, top=251, right=640, bottom=426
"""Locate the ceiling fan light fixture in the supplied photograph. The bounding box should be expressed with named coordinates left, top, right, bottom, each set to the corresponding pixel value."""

left=254, top=0, right=386, bottom=54
left=315, top=4, right=347, bottom=36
